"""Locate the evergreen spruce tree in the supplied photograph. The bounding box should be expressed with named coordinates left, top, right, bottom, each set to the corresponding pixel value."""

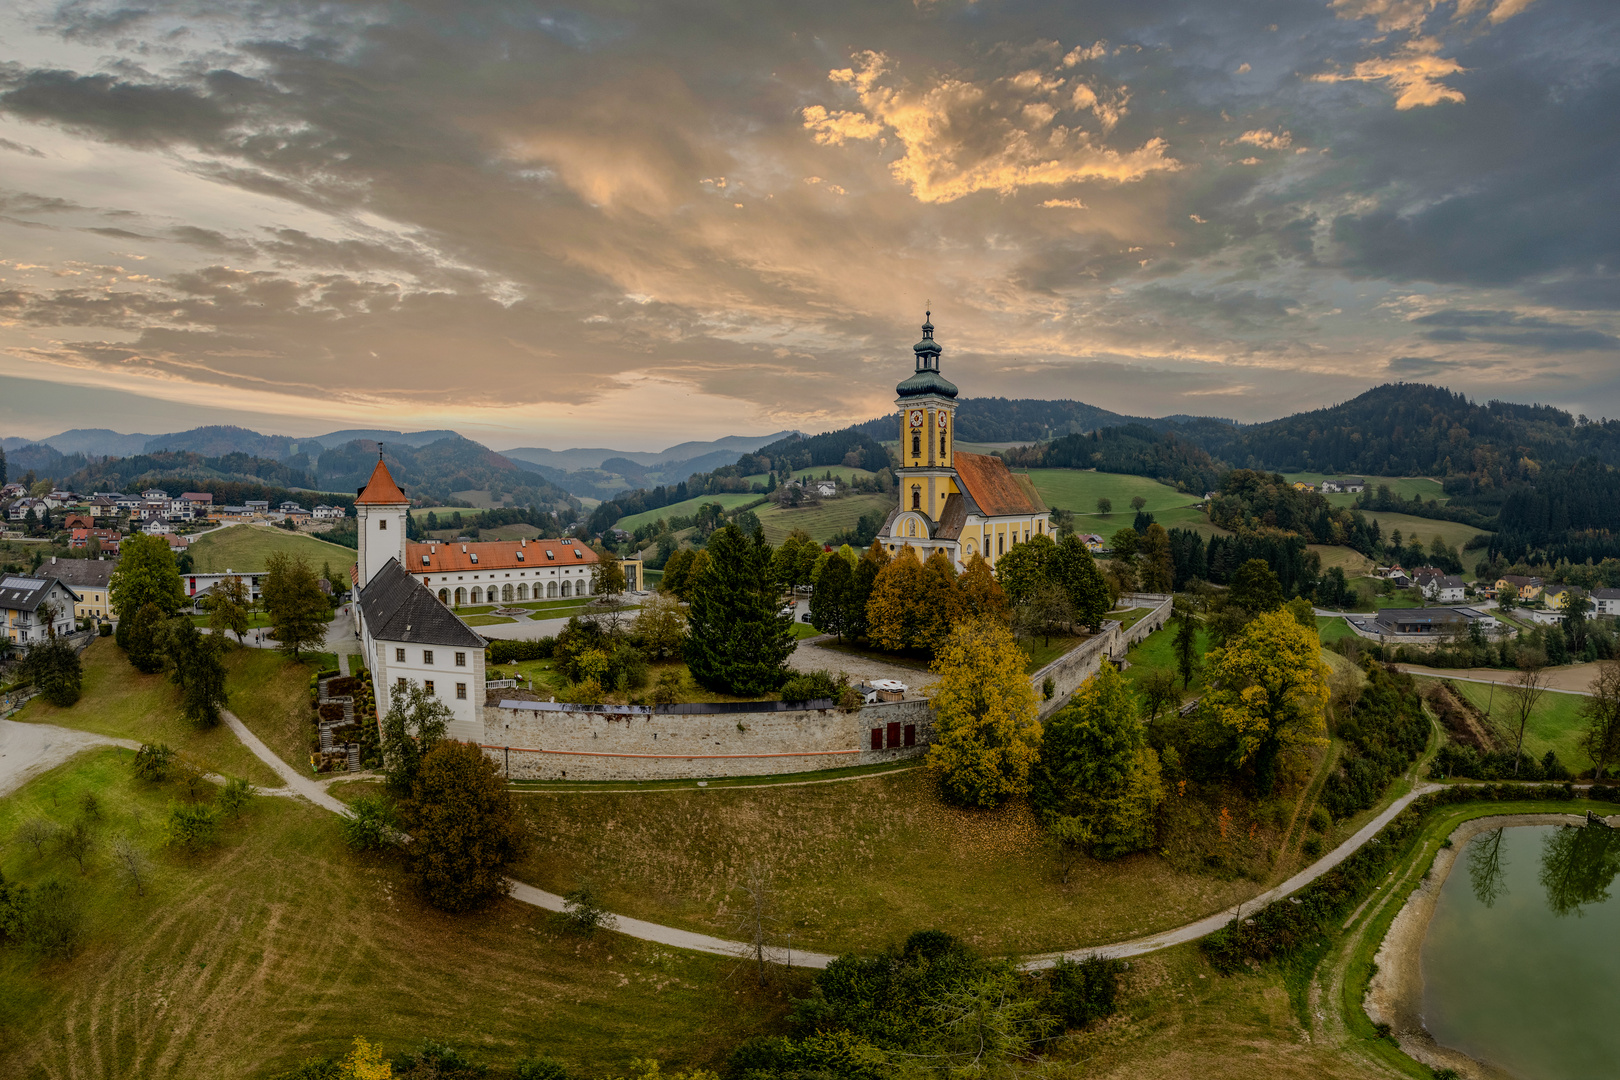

left=1051, top=534, right=1112, bottom=631
left=684, top=524, right=795, bottom=696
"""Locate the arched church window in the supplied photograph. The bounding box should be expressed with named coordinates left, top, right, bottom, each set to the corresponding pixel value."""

left=911, top=487, right=921, bottom=510
left=940, top=434, right=946, bottom=456
left=912, top=434, right=920, bottom=457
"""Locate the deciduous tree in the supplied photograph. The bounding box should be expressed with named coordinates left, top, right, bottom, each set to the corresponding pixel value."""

left=18, top=635, right=82, bottom=706
left=207, top=574, right=252, bottom=644
left=1138, top=523, right=1175, bottom=594
left=993, top=533, right=1055, bottom=607
left=1202, top=608, right=1330, bottom=791
left=109, top=532, right=185, bottom=620
left=1505, top=660, right=1550, bottom=777
left=866, top=550, right=926, bottom=652
left=809, top=551, right=854, bottom=640
left=846, top=541, right=891, bottom=643
left=925, top=617, right=1042, bottom=807
left=1031, top=664, right=1164, bottom=858
left=956, top=553, right=1009, bottom=626
left=1582, top=658, right=1620, bottom=778
left=263, top=552, right=329, bottom=660
left=407, top=740, right=528, bottom=912
left=1051, top=534, right=1110, bottom=631
left=380, top=681, right=452, bottom=795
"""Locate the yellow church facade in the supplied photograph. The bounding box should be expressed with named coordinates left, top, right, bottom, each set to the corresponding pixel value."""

left=878, top=314, right=1050, bottom=569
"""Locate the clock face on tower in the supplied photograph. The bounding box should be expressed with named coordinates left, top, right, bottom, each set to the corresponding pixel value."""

left=909, top=410, right=924, bottom=428
left=937, top=412, right=948, bottom=429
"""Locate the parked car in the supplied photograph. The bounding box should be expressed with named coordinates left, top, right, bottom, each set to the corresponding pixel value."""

left=801, top=611, right=814, bottom=623
left=779, top=606, right=793, bottom=617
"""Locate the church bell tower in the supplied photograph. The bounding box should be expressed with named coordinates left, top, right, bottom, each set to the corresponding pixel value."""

left=894, top=311, right=960, bottom=524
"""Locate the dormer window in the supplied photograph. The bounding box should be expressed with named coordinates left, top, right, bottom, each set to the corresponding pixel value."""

left=516, top=551, right=525, bottom=561
left=574, top=548, right=584, bottom=558
left=546, top=550, right=555, bottom=560
left=421, top=555, right=430, bottom=565
left=470, top=553, right=479, bottom=564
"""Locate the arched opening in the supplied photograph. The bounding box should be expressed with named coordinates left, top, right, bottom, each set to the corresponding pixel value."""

left=502, top=584, right=514, bottom=602
left=438, top=588, right=448, bottom=604
left=585, top=579, right=595, bottom=595
left=454, top=587, right=466, bottom=606
left=547, top=581, right=558, bottom=598
left=561, top=580, right=572, bottom=598
left=997, top=534, right=1004, bottom=556
left=911, top=487, right=921, bottom=510
left=516, top=583, right=528, bottom=600
left=911, top=433, right=920, bottom=457
left=940, top=434, right=946, bottom=457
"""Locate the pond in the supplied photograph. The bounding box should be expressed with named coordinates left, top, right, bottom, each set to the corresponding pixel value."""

left=1422, top=822, right=1620, bottom=1079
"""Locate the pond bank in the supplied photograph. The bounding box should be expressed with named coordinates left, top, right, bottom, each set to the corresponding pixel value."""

left=1364, top=812, right=1613, bottom=1079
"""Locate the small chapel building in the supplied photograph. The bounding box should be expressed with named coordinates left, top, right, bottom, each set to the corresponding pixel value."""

left=877, top=314, right=1050, bottom=568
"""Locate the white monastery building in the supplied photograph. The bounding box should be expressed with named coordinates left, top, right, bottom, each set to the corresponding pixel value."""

left=878, top=314, right=1050, bottom=567
left=351, top=454, right=486, bottom=743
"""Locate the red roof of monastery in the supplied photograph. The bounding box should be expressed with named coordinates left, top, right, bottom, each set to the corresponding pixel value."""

left=952, top=452, right=1046, bottom=517
left=406, top=539, right=598, bottom=574
left=354, top=458, right=408, bottom=505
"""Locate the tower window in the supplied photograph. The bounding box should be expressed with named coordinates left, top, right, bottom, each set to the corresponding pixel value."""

left=911, top=487, right=921, bottom=510
left=379, top=518, right=387, bottom=529
left=940, top=434, right=947, bottom=456
left=912, top=434, right=920, bottom=457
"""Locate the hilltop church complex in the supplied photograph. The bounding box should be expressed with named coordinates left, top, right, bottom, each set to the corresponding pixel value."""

left=878, top=314, right=1050, bottom=566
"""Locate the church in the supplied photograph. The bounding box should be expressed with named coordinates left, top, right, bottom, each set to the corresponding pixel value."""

left=878, top=314, right=1051, bottom=568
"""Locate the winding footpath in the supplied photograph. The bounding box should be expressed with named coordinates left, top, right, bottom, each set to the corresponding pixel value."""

left=217, top=708, right=1443, bottom=970
left=0, top=720, right=140, bottom=798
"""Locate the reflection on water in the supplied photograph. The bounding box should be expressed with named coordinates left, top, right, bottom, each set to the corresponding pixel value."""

left=1424, top=822, right=1620, bottom=1080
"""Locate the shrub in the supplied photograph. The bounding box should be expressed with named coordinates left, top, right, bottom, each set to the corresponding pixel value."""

left=166, top=802, right=219, bottom=853
left=1045, top=955, right=1124, bottom=1029
left=395, top=1040, right=487, bottom=1077
left=562, top=882, right=617, bottom=936
left=98, top=622, right=112, bottom=637
left=779, top=669, right=845, bottom=703
left=406, top=741, right=527, bottom=912
left=514, top=1057, right=570, bottom=1080
left=132, top=742, right=176, bottom=782
left=0, top=871, right=29, bottom=941
left=219, top=778, right=256, bottom=818
left=1302, top=835, right=1324, bottom=859
left=342, top=795, right=401, bottom=851
left=488, top=637, right=556, bottom=665
left=1308, top=806, right=1330, bottom=833
left=1043, top=675, right=1056, bottom=700
left=22, top=880, right=87, bottom=957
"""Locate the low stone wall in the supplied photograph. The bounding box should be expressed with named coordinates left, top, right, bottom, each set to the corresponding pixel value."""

left=483, top=697, right=935, bottom=781
left=1030, top=594, right=1173, bottom=720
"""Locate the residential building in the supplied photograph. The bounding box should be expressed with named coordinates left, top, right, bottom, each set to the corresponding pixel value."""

left=7, top=498, right=44, bottom=522
left=45, top=555, right=116, bottom=622
left=0, top=574, right=80, bottom=646
left=181, top=492, right=214, bottom=509
left=413, top=537, right=600, bottom=607
left=1545, top=585, right=1587, bottom=611
left=1078, top=533, right=1107, bottom=553
left=245, top=500, right=269, bottom=512
left=1496, top=575, right=1544, bottom=603
left=69, top=528, right=121, bottom=553
left=185, top=570, right=263, bottom=604
left=42, top=490, right=76, bottom=509
left=142, top=517, right=174, bottom=535
left=313, top=504, right=346, bottom=520
left=63, top=513, right=94, bottom=531
left=140, top=489, right=169, bottom=500
left=1422, top=575, right=1466, bottom=603
left=877, top=313, right=1051, bottom=568
left=1342, top=479, right=1365, bottom=493
left=1292, top=481, right=1314, bottom=492
left=1591, top=588, right=1620, bottom=616
left=352, top=454, right=486, bottom=742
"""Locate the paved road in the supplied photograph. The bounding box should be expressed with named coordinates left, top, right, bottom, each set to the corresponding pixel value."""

left=0, top=720, right=139, bottom=797
left=1396, top=663, right=1600, bottom=695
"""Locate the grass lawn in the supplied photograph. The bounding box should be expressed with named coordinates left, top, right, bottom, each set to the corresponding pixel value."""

left=784, top=465, right=878, bottom=485
left=1442, top=678, right=1592, bottom=768
left=1026, top=470, right=1195, bottom=519
left=462, top=615, right=515, bottom=626
left=1121, top=622, right=1212, bottom=695
left=0, top=749, right=794, bottom=1079
left=187, top=524, right=357, bottom=579
left=224, top=647, right=332, bottom=771
left=755, top=492, right=896, bottom=546
left=789, top=621, right=822, bottom=639
left=493, top=657, right=792, bottom=707
left=614, top=492, right=762, bottom=534
left=14, top=639, right=281, bottom=788
left=511, top=766, right=1266, bottom=957
left=1317, top=616, right=1357, bottom=646
left=190, top=611, right=274, bottom=630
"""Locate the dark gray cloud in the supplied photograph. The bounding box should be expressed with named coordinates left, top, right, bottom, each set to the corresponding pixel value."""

left=1413, top=309, right=1620, bottom=351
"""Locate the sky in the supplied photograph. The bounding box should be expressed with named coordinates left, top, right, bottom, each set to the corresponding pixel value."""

left=0, top=0, right=1616, bottom=451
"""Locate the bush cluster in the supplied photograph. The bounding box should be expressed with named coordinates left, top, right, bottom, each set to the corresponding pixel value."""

left=488, top=637, right=557, bottom=665
left=1320, top=665, right=1428, bottom=821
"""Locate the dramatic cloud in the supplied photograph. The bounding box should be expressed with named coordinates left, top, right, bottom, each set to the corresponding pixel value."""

left=0, top=0, right=1613, bottom=445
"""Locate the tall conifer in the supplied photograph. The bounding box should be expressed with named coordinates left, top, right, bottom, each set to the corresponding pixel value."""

left=684, top=524, right=795, bottom=695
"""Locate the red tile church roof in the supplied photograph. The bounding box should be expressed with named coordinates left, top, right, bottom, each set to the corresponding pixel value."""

left=952, top=452, right=1046, bottom=517
left=354, top=458, right=408, bottom=505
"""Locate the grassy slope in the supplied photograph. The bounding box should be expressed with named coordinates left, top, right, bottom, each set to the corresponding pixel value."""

left=15, top=640, right=281, bottom=788
left=511, top=767, right=1262, bottom=957
left=1308, top=544, right=1374, bottom=576
left=783, top=466, right=878, bottom=484
left=188, top=525, right=357, bottom=578
left=224, top=647, right=330, bottom=771
left=755, top=492, right=896, bottom=546
left=1026, top=470, right=1194, bottom=516
left=1317, top=617, right=1357, bottom=645
left=614, top=492, right=762, bottom=533
left=1279, top=473, right=1448, bottom=504
left=0, top=749, right=791, bottom=1079
left=1442, top=678, right=1591, bottom=768
left=1120, top=622, right=1212, bottom=695
left=1354, top=509, right=1491, bottom=551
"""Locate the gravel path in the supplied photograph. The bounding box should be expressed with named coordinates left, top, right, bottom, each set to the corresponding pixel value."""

left=0, top=720, right=139, bottom=797
left=788, top=639, right=929, bottom=693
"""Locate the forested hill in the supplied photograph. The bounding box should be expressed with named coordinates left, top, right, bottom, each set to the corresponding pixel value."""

left=1002, top=425, right=1223, bottom=494
left=851, top=397, right=1219, bottom=443
left=1187, top=383, right=1620, bottom=479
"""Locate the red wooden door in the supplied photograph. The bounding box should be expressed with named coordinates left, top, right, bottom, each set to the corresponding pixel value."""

left=886, top=722, right=901, bottom=748
left=870, top=728, right=883, bottom=750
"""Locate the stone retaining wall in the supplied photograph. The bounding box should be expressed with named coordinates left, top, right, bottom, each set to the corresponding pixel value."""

left=483, top=697, right=934, bottom=781
left=1031, top=593, right=1173, bottom=720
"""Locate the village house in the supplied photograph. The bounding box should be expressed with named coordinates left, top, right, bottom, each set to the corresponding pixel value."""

left=313, top=504, right=346, bottom=520
left=1496, top=574, right=1544, bottom=603
left=69, top=528, right=121, bottom=553
left=45, top=556, right=117, bottom=622
left=0, top=574, right=80, bottom=646
left=142, top=517, right=174, bottom=536
left=1590, top=588, right=1620, bottom=616
left=1544, top=584, right=1587, bottom=612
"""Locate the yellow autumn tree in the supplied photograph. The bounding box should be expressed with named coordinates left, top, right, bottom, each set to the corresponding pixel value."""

left=338, top=1037, right=392, bottom=1080
left=914, top=551, right=967, bottom=653
left=925, top=617, right=1042, bottom=807
left=1202, top=608, right=1330, bottom=789
left=956, top=552, right=1009, bottom=626
left=866, top=548, right=925, bottom=652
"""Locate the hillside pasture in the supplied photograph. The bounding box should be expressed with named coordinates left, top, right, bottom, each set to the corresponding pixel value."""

left=1280, top=473, right=1449, bottom=506
left=783, top=465, right=879, bottom=485
left=755, top=492, right=895, bottom=545
left=1356, top=510, right=1492, bottom=555
left=188, top=524, right=357, bottom=579
left=1439, top=678, right=1592, bottom=769
left=1309, top=544, right=1375, bottom=576
left=1026, top=469, right=1193, bottom=516
left=614, top=492, right=763, bottom=533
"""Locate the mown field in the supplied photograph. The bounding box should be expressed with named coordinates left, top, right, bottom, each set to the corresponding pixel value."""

left=755, top=492, right=895, bottom=545
left=1437, top=678, right=1592, bottom=768
left=613, top=492, right=762, bottom=533
left=188, top=525, right=357, bottom=579
left=16, top=640, right=283, bottom=788
left=1026, top=470, right=1196, bottom=517
left=0, top=749, right=788, bottom=1079
left=1279, top=473, right=1448, bottom=505
left=1350, top=510, right=1491, bottom=554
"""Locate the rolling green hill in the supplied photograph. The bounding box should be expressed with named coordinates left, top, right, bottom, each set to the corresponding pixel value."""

left=188, top=525, right=358, bottom=579
left=756, top=493, right=895, bottom=546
